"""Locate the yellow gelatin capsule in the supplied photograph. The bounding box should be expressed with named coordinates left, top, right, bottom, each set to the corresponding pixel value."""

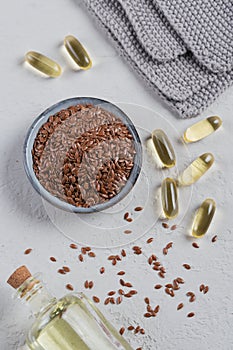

left=192, top=198, right=216, bottom=238
left=151, top=129, right=176, bottom=168
left=161, top=177, right=179, bottom=219
left=183, top=116, right=222, bottom=143
left=178, top=153, right=214, bottom=186
left=64, top=35, right=92, bottom=70
left=25, top=51, right=62, bottom=78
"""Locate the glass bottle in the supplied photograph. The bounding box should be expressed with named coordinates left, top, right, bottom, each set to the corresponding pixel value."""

left=7, top=266, right=133, bottom=350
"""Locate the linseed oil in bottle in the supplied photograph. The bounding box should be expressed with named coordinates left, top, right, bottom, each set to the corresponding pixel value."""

left=7, top=266, right=133, bottom=350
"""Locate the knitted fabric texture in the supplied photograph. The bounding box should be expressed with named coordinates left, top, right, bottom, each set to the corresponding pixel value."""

left=82, top=0, right=233, bottom=118
left=119, top=0, right=186, bottom=61
left=156, top=0, right=233, bottom=72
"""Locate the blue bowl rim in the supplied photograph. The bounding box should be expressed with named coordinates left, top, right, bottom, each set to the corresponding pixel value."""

left=23, top=97, right=142, bottom=213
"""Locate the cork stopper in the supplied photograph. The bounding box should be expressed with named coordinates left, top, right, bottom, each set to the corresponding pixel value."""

left=7, top=265, right=32, bottom=289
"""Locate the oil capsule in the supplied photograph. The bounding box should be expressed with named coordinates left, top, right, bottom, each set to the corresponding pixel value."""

left=161, top=177, right=179, bottom=219
left=64, top=35, right=92, bottom=70
left=151, top=129, right=176, bottom=168
left=192, top=198, right=216, bottom=238
left=178, top=153, right=214, bottom=186
left=25, top=51, right=62, bottom=78
left=183, top=116, right=222, bottom=143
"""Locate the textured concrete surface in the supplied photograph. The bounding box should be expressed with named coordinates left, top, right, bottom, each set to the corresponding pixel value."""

left=0, top=1, right=233, bottom=349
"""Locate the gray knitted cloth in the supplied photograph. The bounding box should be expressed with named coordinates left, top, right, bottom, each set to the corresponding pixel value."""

left=82, top=0, right=233, bottom=118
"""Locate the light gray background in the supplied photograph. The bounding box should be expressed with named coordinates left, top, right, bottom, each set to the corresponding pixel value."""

left=0, top=1, right=233, bottom=349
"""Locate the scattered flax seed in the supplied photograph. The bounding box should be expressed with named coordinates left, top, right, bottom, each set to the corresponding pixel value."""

left=136, top=347, right=142, bottom=350
left=186, top=291, right=193, bottom=297
left=58, top=269, right=66, bottom=275
left=130, top=290, right=138, bottom=295
left=108, top=255, right=116, bottom=260
left=24, top=248, right=32, bottom=255
left=84, top=280, right=89, bottom=289
left=166, top=242, right=173, bottom=249
left=186, top=292, right=195, bottom=302
left=81, top=247, right=87, bottom=255
left=134, top=326, right=141, bottom=334
left=126, top=218, right=133, bottom=222
left=148, top=256, right=153, bottom=265
left=171, top=224, right=177, bottom=231
left=165, top=283, right=173, bottom=288
left=116, top=296, right=122, bottom=304
left=162, top=222, right=169, bottom=228
left=146, top=237, right=154, bottom=244
left=190, top=295, right=196, bottom=302
left=124, top=230, right=132, bottom=234
left=69, top=243, right=78, bottom=249
left=88, top=281, right=94, bottom=289
left=119, top=327, right=125, bottom=335
left=165, top=287, right=173, bottom=296
left=110, top=297, right=115, bottom=304
left=176, top=277, right=185, bottom=284
left=78, top=254, right=84, bottom=262
left=212, top=235, right=218, bottom=243
left=124, top=292, right=132, bottom=298
left=121, top=249, right=126, bottom=257
left=85, top=247, right=91, bottom=252
left=132, top=246, right=142, bottom=255
left=144, top=313, right=152, bottom=318
left=173, top=279, right=180, bottom=290
left=120, top=279, right=125, bottom=287
left=160, top=266, right=166, bottom=273
left=92, top=296, right=100, bottom=303
left=50, top=256, right=57, bottom=262
left=66, top=284, right=74, bottom=291
left=134, top=206, right=143, bottom=211
left=154, top=305, right=160, bottom=313
left=154, top=284, right=163, bottom=289
left=104, top=297, right=111, bottom=305
left=163, top=242, right=173, bottom=255
left=192, top=242, right=199, bottom=249
left=124, top=212, right=129, bottom=220
left=187, top=312, right=195, bottom=318
left=199, top=284, right=205, bottom=292
left=88, top=252, right=96, bottom=258
left=158, top=271, right=165, bottom=278
left=127, top=325, right=134, bottom=331
left=117, top=271, right=125, bottom=275
left=153, top=265, right=160, bottom=271
left=63, top=266, right=70, bottom=273
left=183, top=264, right=191, bottom=270
left=118, top=289, right=125, bottom=295
left=147, top=305, right=153, bottom=312
left=124, top=282, right=133, bottom=288
left=163, top=248, right=168, bottom=255
left=177, top=303, right=184, bottom=310
left=144, top=297, right=150, bottom=305
left=140, top=329, right=145, bottom=335
left=100, top=267, right=105, bottom=274
left=108, top=291, right=116, bottom=296
left=203, top=286, right=209, bottom=294
left=112, top=259, right=117, bottom=266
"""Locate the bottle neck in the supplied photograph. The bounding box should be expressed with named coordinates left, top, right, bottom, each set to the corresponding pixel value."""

left=15, top=274, right=57, bottom=317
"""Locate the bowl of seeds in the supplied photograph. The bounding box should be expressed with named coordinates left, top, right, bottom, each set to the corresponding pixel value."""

left=24, top=97, right=142, bottom=213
